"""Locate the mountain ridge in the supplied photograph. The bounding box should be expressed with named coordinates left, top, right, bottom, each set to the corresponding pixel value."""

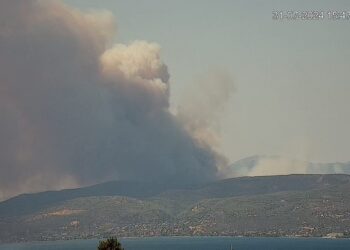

left=1, top=174, right=350, bottom=242
left=228, top=155, right=350, bottom=177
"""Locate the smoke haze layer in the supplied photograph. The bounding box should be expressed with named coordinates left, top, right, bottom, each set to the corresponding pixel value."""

left=0, top=0, right=225, bottom=200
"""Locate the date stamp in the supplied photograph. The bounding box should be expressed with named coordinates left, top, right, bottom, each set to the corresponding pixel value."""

left=272, top=10, right=350, bottom=21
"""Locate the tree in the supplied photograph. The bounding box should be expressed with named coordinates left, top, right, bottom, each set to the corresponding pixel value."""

left=97, top=237, right=124, bottom=250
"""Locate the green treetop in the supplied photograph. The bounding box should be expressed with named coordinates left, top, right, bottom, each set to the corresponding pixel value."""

left=97, top=237, right=124, bottom=250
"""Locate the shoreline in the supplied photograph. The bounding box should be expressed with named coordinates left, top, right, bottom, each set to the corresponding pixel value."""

left=1, top=235, right=350, bottom=245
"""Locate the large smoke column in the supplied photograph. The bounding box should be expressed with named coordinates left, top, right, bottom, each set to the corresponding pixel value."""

left=0, top=0, right=225, bottom=200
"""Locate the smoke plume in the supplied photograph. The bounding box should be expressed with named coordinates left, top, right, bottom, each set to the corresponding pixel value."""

left=0, top=0, right=225, bottom=200
left=177, top=70, right=234, bottom=147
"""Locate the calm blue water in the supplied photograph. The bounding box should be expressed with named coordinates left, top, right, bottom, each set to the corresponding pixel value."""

left=0, top=237, right=350, bottom=250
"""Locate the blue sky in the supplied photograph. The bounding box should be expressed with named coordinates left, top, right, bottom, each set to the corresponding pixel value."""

left=64, top=0, right=350, bottom=163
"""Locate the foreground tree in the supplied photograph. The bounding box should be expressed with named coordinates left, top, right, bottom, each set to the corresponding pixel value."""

left=98, top=237, right=124, bottom=250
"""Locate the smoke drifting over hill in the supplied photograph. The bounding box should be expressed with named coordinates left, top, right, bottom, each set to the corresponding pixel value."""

left=226, top=155, right=350, bottom=178
left=0, top=0, right=227, bottom=200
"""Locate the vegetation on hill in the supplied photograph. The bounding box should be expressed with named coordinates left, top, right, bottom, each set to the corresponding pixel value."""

left=98, top=238, right=124, bottom=250
left=0, top=174, right=350, bottom=242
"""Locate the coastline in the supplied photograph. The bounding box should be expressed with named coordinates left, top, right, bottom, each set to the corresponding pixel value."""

left=1, top=235, right=350, bottom=246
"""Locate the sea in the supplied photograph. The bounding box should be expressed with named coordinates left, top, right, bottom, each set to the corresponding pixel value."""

left=0, top=237, right=350, bottom=250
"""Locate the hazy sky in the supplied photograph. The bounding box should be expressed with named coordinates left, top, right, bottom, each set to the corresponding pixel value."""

left=64, top=0, right=350, bottom=163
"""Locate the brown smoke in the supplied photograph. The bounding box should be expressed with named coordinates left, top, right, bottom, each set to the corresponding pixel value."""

left=0, top=0, right=225, bottom=200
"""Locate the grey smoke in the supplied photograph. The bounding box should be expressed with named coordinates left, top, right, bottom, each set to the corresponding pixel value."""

left=0, top=0, right=224, bottom=200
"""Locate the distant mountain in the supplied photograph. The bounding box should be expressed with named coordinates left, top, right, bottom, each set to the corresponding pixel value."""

left=228, top=155, right=350, bottom=177
left=227, top=155, right=261, bottom=176
left=1, top=174, right=350, bottom=242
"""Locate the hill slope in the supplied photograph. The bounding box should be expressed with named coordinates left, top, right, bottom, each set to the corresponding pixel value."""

left=1, top=174, right=350, bottom=242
